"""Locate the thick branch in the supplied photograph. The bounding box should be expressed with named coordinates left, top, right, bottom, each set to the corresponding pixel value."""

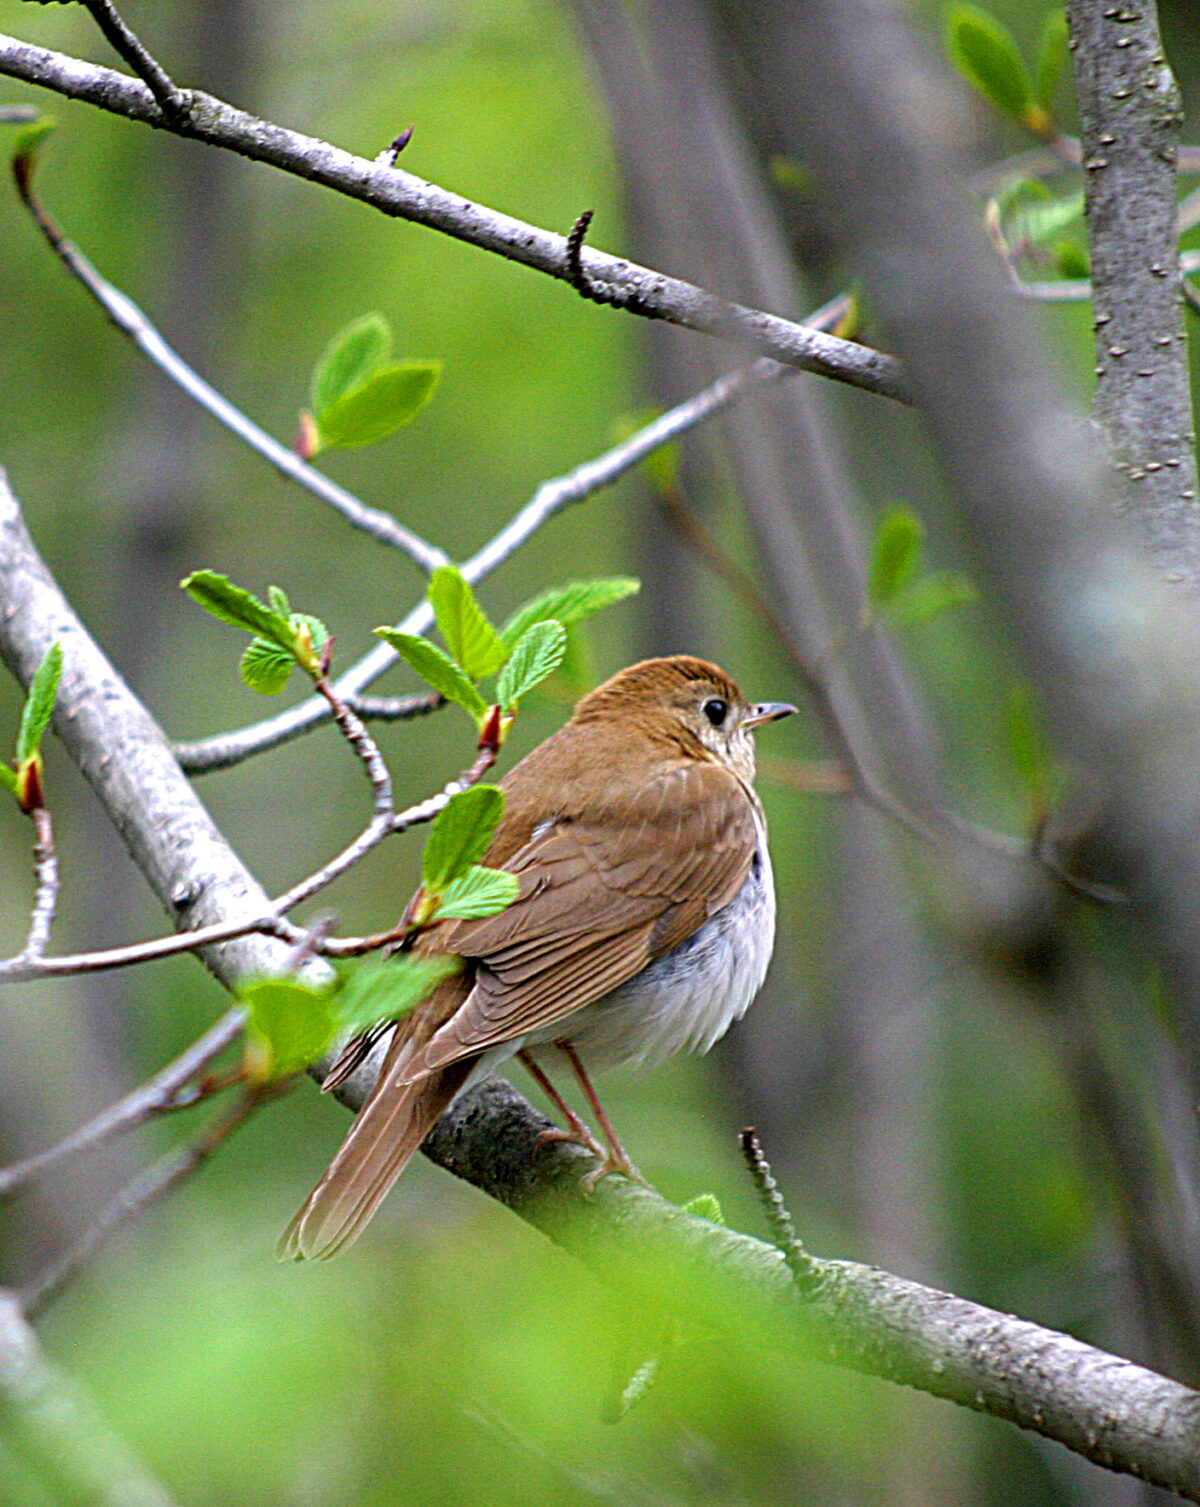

left=419, top=1078, right=1200, bottom=1500
left=0, top=32, right=907, bottom=403
left=1067, top=0, right=1200, bottom=582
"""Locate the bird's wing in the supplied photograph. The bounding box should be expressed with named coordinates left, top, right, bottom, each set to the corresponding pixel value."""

left=404, top=760, right=759, bottom=1078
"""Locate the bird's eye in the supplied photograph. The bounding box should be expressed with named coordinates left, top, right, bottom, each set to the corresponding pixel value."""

left=702, top=698, right=728, bottom=727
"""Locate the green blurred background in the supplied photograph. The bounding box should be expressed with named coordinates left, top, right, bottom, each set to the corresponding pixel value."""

left=1, top=1, right=1199, bottom=1502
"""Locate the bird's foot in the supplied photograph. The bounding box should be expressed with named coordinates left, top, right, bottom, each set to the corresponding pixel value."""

left=532, top=1120, right=609, bottom=1164
left=579, top=1145, right=652, bottom=1194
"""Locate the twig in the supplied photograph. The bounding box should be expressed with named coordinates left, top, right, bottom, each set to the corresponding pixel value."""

left=13, top=175, right=447, bottom=574
left=173, top=358, right=794, bottom=775
left=78, top=0, right=187, bottom=120
left=20, top=805, right=58, bottom=959
left=314, top=671, right=392, bottom=816
left=0, top=1007, right=245, bottom=1199
left=0, top=103, right=39, bottom=123
left=0, top=35, right=908, bottom=402
left=20, top=1083, right=272, bottom=1319
left=739, top=1128, right=823, bottom=1295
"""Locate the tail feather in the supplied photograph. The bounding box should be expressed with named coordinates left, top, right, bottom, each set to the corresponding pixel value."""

left=279, top=1060, right=472, bottom=1260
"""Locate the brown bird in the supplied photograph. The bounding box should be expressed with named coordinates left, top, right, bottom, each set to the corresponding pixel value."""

left=281, top=656, right=795, bottom=1259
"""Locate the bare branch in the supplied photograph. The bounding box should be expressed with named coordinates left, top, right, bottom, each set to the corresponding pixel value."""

left=0, top=33, right=908, bottom=402
left=172, top=358, right=793, bottom=774
left=418, top=1077, right=1200, bottom=1501
left=21, top=1085, right=270, bottom=1318
left=78, top=0, right=187, bottom=121
left=14, top=176, right=447, bottom=573
left=0, top=1007, right=245, bottom=1200
left=19, top=805, right=58, bottom=959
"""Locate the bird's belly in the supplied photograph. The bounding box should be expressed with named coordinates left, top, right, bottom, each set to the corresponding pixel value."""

left=524, top=840, right=776, bottom=1075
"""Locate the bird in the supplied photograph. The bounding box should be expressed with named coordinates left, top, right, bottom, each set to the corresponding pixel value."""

left=281, top=655, right=795, bottom=1260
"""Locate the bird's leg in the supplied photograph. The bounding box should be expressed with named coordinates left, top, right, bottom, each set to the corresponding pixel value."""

left=556, top=1041, right=651, bottom=1191
left=518, top=1050, right=609, bottom=1164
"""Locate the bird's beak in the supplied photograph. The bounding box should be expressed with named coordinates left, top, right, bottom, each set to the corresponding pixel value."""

left=741, top=701, right=798, bottom=729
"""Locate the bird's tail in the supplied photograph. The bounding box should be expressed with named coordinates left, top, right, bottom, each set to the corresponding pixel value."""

left=278, top=991, right=474, bottom=1260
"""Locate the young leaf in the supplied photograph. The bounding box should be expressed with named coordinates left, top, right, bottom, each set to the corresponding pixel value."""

left=331, top=955, right=461, bottom=1040
left=181, top=570, right=292, bottom=647
left=683, top=1192, right=726, bottom=1225
left=267, top=585, right=291, bottom=619
left=16, top=641, right=63, bottom=764
left=431, top=865, right=520, bottom=922
left=0, top=763, right=15, bottom=796
left=11, top=115, right=55, bottom=194
left=315, top=361, right=441, bottom=451
left=499, top=576, right=641, bottom=648
left=240, top=637, right=295, bottom=695
left=1034, top=7, right=1068, bottom=113
left=945, top=4, right=1032, bottom=121
left=375, top=629, right=489, bottom=724
left=429, top=566, right=507, bottom=679
left=887, top=571, right=977, bottom=627
left=242, top=978, right=336, bottom=1082
left=496, top=620, right=568, bottom=710
left=422, top=785, right=505, bottom=891
left=868, top=507, right=923, bottom=609
left=311, top=313, right=390, bottom=418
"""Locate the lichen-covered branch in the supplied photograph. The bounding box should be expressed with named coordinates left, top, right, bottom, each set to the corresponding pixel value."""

left=1066, top=0, right=1200, bottom=583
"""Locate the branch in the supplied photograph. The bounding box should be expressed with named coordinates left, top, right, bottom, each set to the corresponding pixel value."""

left=0, top=33, right=908, bottom=403
left=1066, top=0, right=1200, bottom=583
left=78, top=0, right=187, bottom=121
left=171, top=358, right=792, bottom=775
left=0, top=1290, right=179, bottom=1505
left=416, top=1077, right=1200, bottom=1501
left=0, top=1007, right=245, bottom=1199
left=14, top=174, right=446, bottom=573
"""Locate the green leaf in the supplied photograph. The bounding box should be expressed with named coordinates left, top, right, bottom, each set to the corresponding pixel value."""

left=0, top=762, right=16, bottom=796
left=1034, top=7, right=1068, bottom=112
left=1007, top=190, right=1083, bottom=247
left=311, top=313, right=391, bottom=418
left=11, top=115, right=55, bottom=192
left=16, top=642, right=63, bottom=764
left=240, top=637, right=295, bottom=695
left=683, top=1193, right=726, bottom=1226
left=267, top=585, right=291, bottom=618
left=496, top=620, right=568, bottom=710
left=315, top=361, right=441, bottom=451
left=181, top=570, right=292, bottom=647
left=422, top=785, right=505, bottom=891
left=1054, top=240, right=1090, bottom=279
left=499, top=576, right=641, bottom=648
left=767, top=155, right=816, bottom=197
left=375, top=629, right=489, bottom=724
left=868, top=507, right=923, bottom=609
left=429, top=566, right=507, bottom=679
left=241, top=978, right=336, bottom=1082
left=886, top=571, right=978, bottom=626
left=945, top=4, right=1032, bottom=120
left=610, top=410, right=680, bottom=493
left=1006, top=680, right=1055, bottom=805
left=431, top=865, right=520, bottom=922
left=331, top=955, right=461, bottom=1040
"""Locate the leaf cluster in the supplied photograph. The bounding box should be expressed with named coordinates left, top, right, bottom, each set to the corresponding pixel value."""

left=378, top=567, right=639, bottom=732
left=944, top=4, right=1067, bottom=139
left=180, top=572, right=331, bottom=695
left=299, top=313, right=441, bottom=458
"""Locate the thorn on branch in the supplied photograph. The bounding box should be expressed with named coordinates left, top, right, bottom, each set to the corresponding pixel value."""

left=563, top=210, right=653, bottom=317
left=739, top=1127, right=824, bottom=1297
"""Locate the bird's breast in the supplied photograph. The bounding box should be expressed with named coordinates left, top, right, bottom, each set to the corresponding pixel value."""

left=524, top=833, right=777, bottom=1075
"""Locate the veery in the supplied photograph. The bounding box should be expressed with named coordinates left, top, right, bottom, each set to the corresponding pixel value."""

left=282, top=655, right=795, bottom=1259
